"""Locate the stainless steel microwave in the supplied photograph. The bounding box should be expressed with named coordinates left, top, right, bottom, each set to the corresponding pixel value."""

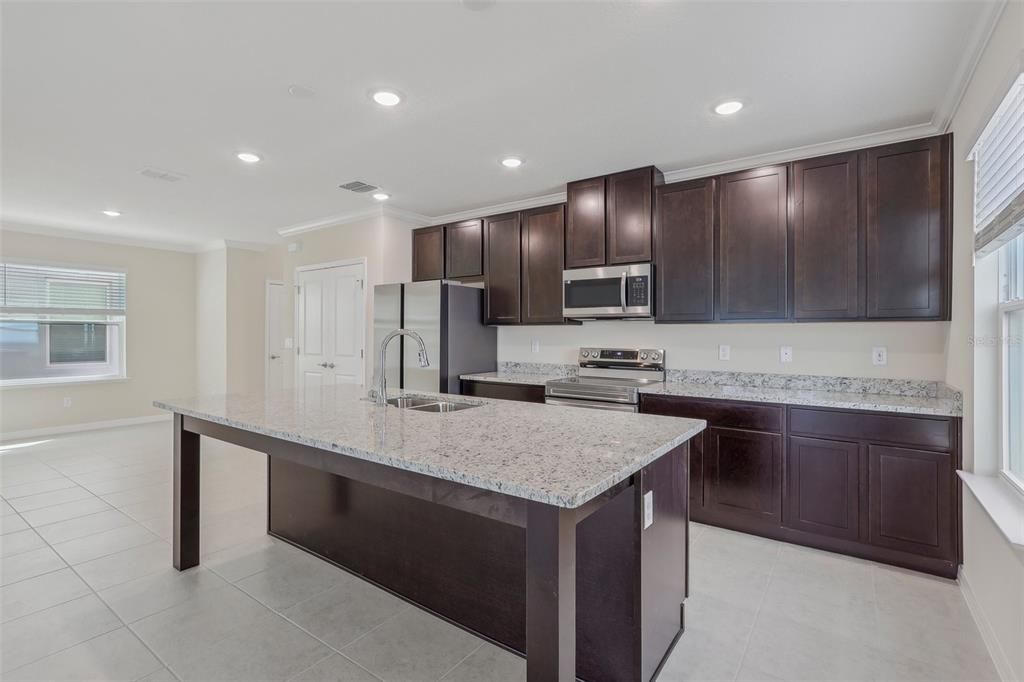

left=562, top=263, right=653, bottom=319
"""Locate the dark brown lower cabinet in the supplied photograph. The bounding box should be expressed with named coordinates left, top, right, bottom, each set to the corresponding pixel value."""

left=705, top=427, right=782, bottom=530
left=640, top=395, right=961, bottom=578
left=460, top=379, right=546, bottom=403
left=784, top=436, right=861, bottom=541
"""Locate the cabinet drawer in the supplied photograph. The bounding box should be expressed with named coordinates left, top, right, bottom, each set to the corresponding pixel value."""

left=641, top=395, right=782, bottom=433
left=460, top=380, right=545, bottom=404
left=789, top=407, right=952, bottom=451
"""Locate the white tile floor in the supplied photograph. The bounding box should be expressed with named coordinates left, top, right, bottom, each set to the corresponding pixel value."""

left=0, top=422, right=1001, bottom=682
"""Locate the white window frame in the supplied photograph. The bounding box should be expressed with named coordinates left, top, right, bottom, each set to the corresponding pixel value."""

left=998, top=298, right=1024, bottom=497
left=42, top=321, right=117, bottom=370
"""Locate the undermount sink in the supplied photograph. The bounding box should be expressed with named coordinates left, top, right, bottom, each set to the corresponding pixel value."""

left=385, top=397, right=479, bottom=413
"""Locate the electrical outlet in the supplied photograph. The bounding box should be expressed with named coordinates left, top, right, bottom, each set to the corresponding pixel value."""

left=284, top=337, right=293, bottom=349
left=719, top=344, right=731, bottom=361
left=287, top=241, right=301, bottom=253
left=63, top=397, right=72, bottom=408
left=780, top=346, right=793, bottom=363
left=872, top=346, right=888, bottom=366
left=531, top=339, right=540, bottom=354
left=643, top=491, right=654, bottom=529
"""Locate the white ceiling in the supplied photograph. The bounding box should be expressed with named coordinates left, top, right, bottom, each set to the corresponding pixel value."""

left=0, top=1, right=1002, bottom=249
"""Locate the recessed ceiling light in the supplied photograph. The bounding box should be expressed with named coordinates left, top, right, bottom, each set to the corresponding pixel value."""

left=371, top=90, right=402, bottom=107
left=236, top=152, right=261, bottom=163
left=101, top=210, right=121, bottom=217
left=714, top=100, right=744, bottom=116
left=501, top=157, right=523, bottom=168
left=373, top=192, right=390, bottom=201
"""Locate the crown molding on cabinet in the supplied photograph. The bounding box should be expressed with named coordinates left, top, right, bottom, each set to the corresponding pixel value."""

left=427, top=192, right=569, bottom=225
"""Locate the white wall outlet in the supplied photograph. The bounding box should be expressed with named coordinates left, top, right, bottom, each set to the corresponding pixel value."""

left=531, top=339, right=540, bottom=354
left=287, top=241, right=301, bottom=253
left=63, top=397, right=72, bottom=408
left=718, top=344, right=731, bottom=361
left=780, top=346, right=793, bottom=363
left=284, top=337, right=294, bottom=349
left=872, top=346, right=888, bottom=366
left=643, top=491, right=654, bottom=530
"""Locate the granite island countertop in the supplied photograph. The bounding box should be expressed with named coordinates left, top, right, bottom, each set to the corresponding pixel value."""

left=154, top=386, right=705, bottom=509
left=460, top=366, right=962, bottom=417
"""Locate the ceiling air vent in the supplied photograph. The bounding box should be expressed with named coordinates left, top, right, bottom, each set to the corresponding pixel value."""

left=339, top=180, right=379, bottom=193
left=139, top=167, right=187, bottom=183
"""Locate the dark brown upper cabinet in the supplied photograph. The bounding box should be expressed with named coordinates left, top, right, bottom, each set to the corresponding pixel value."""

left=792, top=152, right=862, bottom=320
left=607, top=167, right=659, bottom=265
left=483, top=212, right=522, bottom=325
left=521, top=204, right=566, bottom=325
left=566, top=167, right=663, bottom=269
left=445, top=219, right=483, bottom=279
left=565, top=176, right=606, bottom=269
left=655, top=178, right=715, bottom=322
left=717, top=165, right=789, bottom=321
left=864, top=135, right=950, bottom=320
left=412, top=225, right=445, bottom=282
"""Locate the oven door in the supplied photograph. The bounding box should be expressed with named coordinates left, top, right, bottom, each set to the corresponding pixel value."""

left=562, top=263, right=652, bottom=319
left=545, top=397, right=639, bottom=413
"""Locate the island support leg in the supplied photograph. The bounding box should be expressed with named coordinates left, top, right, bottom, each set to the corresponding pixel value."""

left=526, top=502, right=576, bottom=682
left=173, top=414, right=200, bottom=570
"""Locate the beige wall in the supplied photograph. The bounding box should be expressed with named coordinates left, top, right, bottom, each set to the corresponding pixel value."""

left=226, top=247, right=273, bottom=396
left=946, top=3, right=1024, bottom=681
left=195, top=248, right=227, bottom=396
left=0, top=228, right=197, bottom=435
left=500, top=321, right=950, bottom=380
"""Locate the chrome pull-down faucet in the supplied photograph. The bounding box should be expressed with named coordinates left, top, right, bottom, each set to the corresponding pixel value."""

left=375, top=329, right=429, bottom=405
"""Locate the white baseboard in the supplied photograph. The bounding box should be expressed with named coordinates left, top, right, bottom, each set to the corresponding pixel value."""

left=0, top=414, right=171, bottom=443
left=959, top=565, right=1017, bottom=682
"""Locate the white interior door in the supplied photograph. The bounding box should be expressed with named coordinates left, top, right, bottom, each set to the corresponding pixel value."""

left=265, top=281, right=286, bottom=393
left=296, top=262, right=365, bottom=392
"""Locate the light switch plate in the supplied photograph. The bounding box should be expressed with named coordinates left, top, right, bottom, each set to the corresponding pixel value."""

left=643, top=491, right=654, bottom=529
left=719, top=345, right=731, bottom=361
left=284, top=338, right=294, bottom=349
left=63, top=397, right=72, bottom=408
left=780, top=346, right=793, bottom=363
left=531, top=339, right=540, bottom=354
left=872, top=346, right=888, bottom=366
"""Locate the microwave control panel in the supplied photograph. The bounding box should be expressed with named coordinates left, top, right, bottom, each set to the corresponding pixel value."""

left=626, top=276, right=649, bottom=307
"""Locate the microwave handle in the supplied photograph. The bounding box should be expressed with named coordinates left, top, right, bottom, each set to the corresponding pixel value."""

left=620, top=272, right=627, bottom=312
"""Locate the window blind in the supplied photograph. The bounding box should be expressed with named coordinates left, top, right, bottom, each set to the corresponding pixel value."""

left=974, top=73, right=1024, bottom=256
left=0, top=264, right=127, bottom=318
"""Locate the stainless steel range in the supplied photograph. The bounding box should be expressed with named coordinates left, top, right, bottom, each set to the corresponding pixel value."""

left=544, top=347, right=665, bottom=412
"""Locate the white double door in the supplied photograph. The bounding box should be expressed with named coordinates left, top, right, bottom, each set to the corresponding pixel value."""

left=296, top=261, right=365, bottom=391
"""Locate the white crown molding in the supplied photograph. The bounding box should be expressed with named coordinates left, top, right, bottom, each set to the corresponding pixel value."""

left=199, top=239, right=270, bottom=252
left=662, top=122, right=942, bottom=184
left=380, top=205, right=432, bottom=227
left=277, top=206, right=386, bottom=237
left=428, top=192, right=568, bottom=225
left=0, top=219, right=200, bottom=253
left=932, top=0, right=1008, bottom=134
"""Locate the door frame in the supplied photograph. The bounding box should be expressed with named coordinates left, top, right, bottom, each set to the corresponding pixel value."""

left=265, top=279, right=285, bottom=393
left=293, top=258, right=368, bottom=389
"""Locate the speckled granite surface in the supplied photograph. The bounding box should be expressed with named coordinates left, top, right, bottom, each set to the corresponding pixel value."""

left=154, top=387, right=705, bottom=509
left=460, top=366, right=962, bottom=417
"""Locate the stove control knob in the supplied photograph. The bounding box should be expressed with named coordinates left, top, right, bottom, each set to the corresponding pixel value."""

left=582, top=351, right=591, bottom=358
left=640, top=352, right=648, bottom=360
left=651, top=352, right=661, bottom=361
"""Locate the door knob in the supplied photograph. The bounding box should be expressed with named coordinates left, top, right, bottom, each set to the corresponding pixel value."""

left=318, top=362, right=328, bottom=368
left=269, top=354, right=280, bottom=360
left=327, top=362, right=336, bottom=369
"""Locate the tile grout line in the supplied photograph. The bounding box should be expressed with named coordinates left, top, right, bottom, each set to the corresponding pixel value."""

left=437, top=641, right=486, bottom=681
left=730, top=541, right=781, bottom=682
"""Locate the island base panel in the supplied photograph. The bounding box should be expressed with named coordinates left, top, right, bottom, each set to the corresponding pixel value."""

left=268, top=443, right=690, bottom=682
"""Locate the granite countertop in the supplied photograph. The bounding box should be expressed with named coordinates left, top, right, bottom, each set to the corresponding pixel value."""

left=154, top=387, right=705, bottom=509
left=461, top=366, right=962, bottom=417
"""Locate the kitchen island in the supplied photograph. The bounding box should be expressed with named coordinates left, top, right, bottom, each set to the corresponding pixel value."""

left=155, top=387, right=705, bottom=682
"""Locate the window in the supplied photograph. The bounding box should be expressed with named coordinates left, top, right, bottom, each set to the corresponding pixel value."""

left=1001, top=235, right=1024, bottom=491
left=0, top=263, right=126, bottom=385
left=973, top=73, right=1024, bottom=243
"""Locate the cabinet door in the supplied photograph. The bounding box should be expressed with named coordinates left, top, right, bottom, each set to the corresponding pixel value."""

left=792, top=152, right=862, bottom=319
left=864, top=135, right=949, bottom=319
left=566, top=177, right=606, bottom=268
left=606, top=167, right=654, bottom=265
left=521, top=204, right=566, bottom=324
left=655, top=178, right=715, bottom=322
left=689, top=429, right=706, bottom=516
left=412, top=225, right=445, bottom=281
left=717, top=165, right=789, bottom=320
left=868, top=444, right=953, bottom=560
left=483, top=212, right=521, bottom=324
left=445, top=219, right=483, bottom=279
left=784, top=436, right=861, bottom=541
left=705, top=426, right=782, bottom=527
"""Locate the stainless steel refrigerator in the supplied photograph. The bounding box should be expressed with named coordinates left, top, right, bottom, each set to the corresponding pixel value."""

left=373, top=281, right=497, bottom=394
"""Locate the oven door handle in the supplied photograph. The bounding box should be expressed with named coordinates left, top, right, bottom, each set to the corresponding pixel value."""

left=544, top=385, right=630, bottom=401
left=545, top=397, right=638, bottom=412
left=620, top=272, right=627, bottom=312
